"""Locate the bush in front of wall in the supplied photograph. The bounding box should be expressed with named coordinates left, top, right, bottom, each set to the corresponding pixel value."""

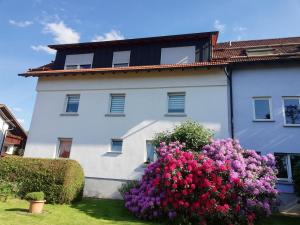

left=152, top=121, right=213, bottom=152
left=118, top=180, right=140, bottom=199
left=0, top=156, right=85, bottom=204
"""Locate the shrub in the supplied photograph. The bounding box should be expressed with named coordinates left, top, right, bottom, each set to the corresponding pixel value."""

left=25, top=192, right=45, bottom=201
left=152, top=121, right=213, bottom=152
left=293, top=161, right=300, bottom=197
left=118, top=180, right=139, bottom=199
left=0, top=156, right=85, bottom=204
left=125, top=140, right=278, bottom=225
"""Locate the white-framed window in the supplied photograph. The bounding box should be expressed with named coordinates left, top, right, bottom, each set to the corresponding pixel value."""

left=160, top=46, right=195, bottom=64
left=110, top=94, right=125, bottom=114
left=65, top=94, right=80, bottom=113
left=111, top=139, right=123, bottom=153
left=252, top=97, right=272, bottom=121
left=64, top=53, right=93, bottom=70
left=274, top=153, right=300, bottom=182
left=168, top=92, right=185, bottom=113
left=112, top=51, right=130, bottom=67
left=146, top=140, right=157, bottom=163
left=57, top=138, right=72, bottom=158
left=283, top=97, right=300, bottom=126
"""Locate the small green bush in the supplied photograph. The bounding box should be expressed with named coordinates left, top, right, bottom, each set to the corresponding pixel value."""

left=152, top=121, right=213, bottom=152
left=118, top=180, right=139, bottom=199
left=0, top=156, right=85, bottom=204
left=293, top=161, right=300, bottom=197
left=25, top=192, right=45, bottom=201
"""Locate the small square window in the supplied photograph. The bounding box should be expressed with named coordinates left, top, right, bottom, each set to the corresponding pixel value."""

left=65, top=95, right=80, bottom=113
left=110, top=94, right=125, bottom=114
left=253, top=97, right=272, bottom=120
left=283, top=98, right=300, bottom=125
left=111, top=139, right=123, bottom=153
left=168, top=93, right=185, bottom=113
left=58, top=138, right=72, bottom=158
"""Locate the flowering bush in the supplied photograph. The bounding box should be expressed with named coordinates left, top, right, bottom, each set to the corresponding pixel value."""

left=125, top=140, right=277, bottom=225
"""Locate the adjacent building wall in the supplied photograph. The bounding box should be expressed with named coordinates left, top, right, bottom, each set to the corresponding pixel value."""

left=25, top=68, right=230, bottom=198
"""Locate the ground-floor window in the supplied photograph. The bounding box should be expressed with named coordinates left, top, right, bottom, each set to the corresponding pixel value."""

left=57, top=138, right=72, bottom=158
left=146, top=141, right=157, bottom=163
left=274, top=153, right=300, bottom=182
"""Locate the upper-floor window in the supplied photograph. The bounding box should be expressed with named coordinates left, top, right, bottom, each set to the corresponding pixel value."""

left=57, top=138, right=72, bottom=158
left=283, top=97, right=300, bottom=126
left=168, top=92, right=185, bottom=113
left=160, top=46, right=195, bottom=64
left=253, top=97, right=272, bottom=121
left=112, top=51, right=130, bottom=67
left=65, top=94, right=80, bottom=113
left=110, top=94, right=125, bottom=114
left=64, top=53, right=94, bottom=70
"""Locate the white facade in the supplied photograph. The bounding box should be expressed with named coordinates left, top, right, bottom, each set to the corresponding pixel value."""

left=25, top=68, right=230, bottom=198
left=0, top=115, right=9, bottom=152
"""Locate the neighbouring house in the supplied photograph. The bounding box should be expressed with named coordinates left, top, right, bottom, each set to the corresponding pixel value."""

left=20, top=31, right=231, bottom=198
left=0, top=104, right=27, bottom=156
left=214, top=37, right=300, bottom=193
left=20, top=31, right=300, bottom=198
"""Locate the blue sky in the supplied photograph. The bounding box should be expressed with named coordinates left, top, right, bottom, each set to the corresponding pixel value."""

left=1, top=0, right=300, bottom=130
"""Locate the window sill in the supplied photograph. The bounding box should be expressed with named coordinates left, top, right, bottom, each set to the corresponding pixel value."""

left=60, top=113, right=79, bottom=116
left=252, top=119, right=275, bottom=122
left=105, top=113, right=125, bottom=117
left=164, top=113, right=187, bottom=117
left=283, top=124, right=300, bottom=127
left=106, top=151, right=122, bottom=155
left=277, top=179, right=293, bottom=184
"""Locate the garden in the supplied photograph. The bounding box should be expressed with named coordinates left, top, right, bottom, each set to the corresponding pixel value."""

left=1, top=121, right=300, bottom=224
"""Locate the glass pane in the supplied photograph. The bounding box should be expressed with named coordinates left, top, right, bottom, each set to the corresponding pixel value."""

left=66, top=95, right=80, bottom=113
left=254, top=99, right=271, bottom=119
left=59, top=139, right=72, bottom=158
left=274, top=153, right=288, bottom=179
left=168, top=94, right=185, bottom=113
left=112, top=140, right=122, bottom=152
left=66, top=65, right=78, bottom=70
left=110, top=95, right=125, bottom=113
left=284, top=99, right=300, bottom=124
left=290, top=154, right=300, bottom=178
left=113, top=63, right=129, bottom=67
left=79, top=64, right=92, bottom=69
left=146, top=141, right=156, bottom=162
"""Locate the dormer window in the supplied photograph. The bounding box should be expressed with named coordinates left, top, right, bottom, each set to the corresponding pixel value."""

left=160, top=46, right=195, bottom=64
left=246, top=48, right=275, bottom=57
left=112, top=51, right=130, bottom=67
left=64, top=53, right=94, bottom=70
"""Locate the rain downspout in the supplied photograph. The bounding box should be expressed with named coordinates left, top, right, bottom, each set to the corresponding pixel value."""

left=224, top=66, right=234, bottom=139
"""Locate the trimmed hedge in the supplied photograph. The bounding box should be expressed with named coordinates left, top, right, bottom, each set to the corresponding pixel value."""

left=0, top=157, right=84, bottom=204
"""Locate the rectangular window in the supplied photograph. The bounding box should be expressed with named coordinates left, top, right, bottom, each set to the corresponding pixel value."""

left=283, top=97, right=300, bottom=125
left=161, top=46, right=195, bottom=64
left=58, top=138, right=72, bottom=158
left=146, top=141, right=157, bottom=163
left=111, top=139, right=123, bottom=153
left=112, top=51, right=130, bottom=67
left=168, top=93, right=185, bottom=113
left=110, top=94, right=125, bottom=114
left=253, top=97, right=272, bottom=121
left=65, top=95, right=80, bottom=113
left=274, top=153, right=300, bottom=181
left=64, top=53, right=93, bottom=70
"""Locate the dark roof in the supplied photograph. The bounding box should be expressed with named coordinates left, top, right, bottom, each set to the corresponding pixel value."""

left=49, top=31, right=219, bottom=50
left=0, top=104, right=27, bottom=138
left=20, top=35, right=300, bottom=77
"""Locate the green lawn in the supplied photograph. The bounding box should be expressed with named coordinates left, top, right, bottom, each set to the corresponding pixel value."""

left=0, top=198, right=300, bottom=225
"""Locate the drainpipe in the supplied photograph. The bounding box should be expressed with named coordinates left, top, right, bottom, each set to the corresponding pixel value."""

left=224, top=66, right=234, bottom=139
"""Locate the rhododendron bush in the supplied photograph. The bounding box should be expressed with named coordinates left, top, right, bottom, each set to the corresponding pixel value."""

left=124, top=139, right=277, bottom=225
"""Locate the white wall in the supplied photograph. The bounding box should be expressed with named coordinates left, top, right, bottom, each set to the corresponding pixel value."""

left=0, top=115, right=9, bottom=151
left=25, top=69, right=229, bottom=182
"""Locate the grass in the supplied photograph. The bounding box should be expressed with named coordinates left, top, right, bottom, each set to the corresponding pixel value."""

left=0, top=198, right=300, bottom=225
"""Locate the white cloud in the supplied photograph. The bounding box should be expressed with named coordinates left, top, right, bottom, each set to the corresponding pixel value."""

left=43, top=21, right=80, bottom=44
left=233, top=26, right=247, bottom=32
left=31, top=45, right=56, bottom=54
left=214, top=20, right=226, bottom=33
left=9, top=19, right=33, bottom=28
left=17, top=118, right=25, bottom=124
left=92, top=29, right=124, bottom=42
left=13, top=107, right=22, bottom=112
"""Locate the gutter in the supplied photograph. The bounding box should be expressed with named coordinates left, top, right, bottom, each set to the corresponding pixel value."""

left=224, top=66, right=234, bottom=139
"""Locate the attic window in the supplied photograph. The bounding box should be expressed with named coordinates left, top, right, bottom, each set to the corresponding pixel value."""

left=246, top=48, right=275, bottom=57
left=64, top=53, right=94, bottom=70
